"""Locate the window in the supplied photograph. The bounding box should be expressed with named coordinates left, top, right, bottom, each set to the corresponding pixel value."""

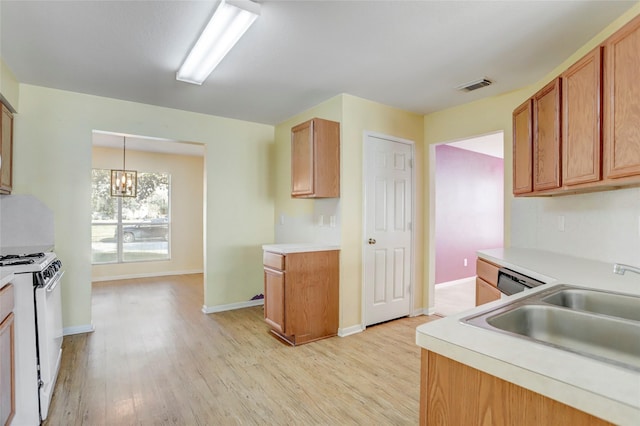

left=91, top=169, right=171, bottom=264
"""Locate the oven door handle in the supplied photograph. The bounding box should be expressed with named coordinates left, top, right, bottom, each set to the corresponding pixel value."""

left=46, top=270, right=64, bottom=293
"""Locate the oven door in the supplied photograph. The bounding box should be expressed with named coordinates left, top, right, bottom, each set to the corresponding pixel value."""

left=35, top=269, right=64, bottom=420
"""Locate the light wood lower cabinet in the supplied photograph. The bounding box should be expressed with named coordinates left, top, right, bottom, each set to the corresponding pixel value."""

left=0, top=284, right=15, bottom=426
left=475, top=258, right=501, bottom=306
left=420, top=350, right=612, bottom=426
left=263, top=250, right=339, bottom=345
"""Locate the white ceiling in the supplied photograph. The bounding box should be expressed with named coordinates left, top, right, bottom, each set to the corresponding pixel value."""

left=0, top=1, right=636, bottom=127
left=448, top=132, right=504, bottom=159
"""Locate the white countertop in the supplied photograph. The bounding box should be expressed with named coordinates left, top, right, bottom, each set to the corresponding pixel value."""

left=0, top=270, right=14, bottom=288
left=262, top=243, right=340, bottom=254
left=416, top=247, right=640, bottom=425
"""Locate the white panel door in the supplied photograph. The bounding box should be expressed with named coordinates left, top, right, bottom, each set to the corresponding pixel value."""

left=364, top=134, right=413, bottom=326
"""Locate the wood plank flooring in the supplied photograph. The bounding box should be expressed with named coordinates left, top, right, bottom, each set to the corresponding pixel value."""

left=45, top=274, right=439, bottom=425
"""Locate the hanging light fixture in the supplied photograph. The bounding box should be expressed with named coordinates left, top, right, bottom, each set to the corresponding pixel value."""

left=110, top=136, right=137, bottom=197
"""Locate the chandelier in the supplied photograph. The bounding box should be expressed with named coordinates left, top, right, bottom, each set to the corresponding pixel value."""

left=110, top=136, right=137, bottom=197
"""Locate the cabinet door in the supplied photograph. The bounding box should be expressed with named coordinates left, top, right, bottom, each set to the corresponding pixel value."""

left=512, top=99, right=533, bottom=195
left=0, top=105, right=13, bottom=194
left=604, top=14, right=640, bottom=179
left=291, top=120, right=314, bottom=197
left=562, top=47, right=603, bottom=186
left=475, top=277, right=500, bottom=306
left=0, top=313, right=15, bottom=426
left=533, top=78, right=562, bottom=191
left=264, top=267, right=285, bottom=335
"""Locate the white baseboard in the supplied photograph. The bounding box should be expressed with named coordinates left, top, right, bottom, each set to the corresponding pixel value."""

left=92, top=269, right=204, bottom=282
left=425, top=307, right=437, bottom=316
left=411, top=308, right=430, bottom=317
left=435, top=276, right=476, bottom=288
left=338, top=323, right=364, bottom=337
left=63, top=323, right=95, bottom=336
left=202, top=299, right=264, bottom=314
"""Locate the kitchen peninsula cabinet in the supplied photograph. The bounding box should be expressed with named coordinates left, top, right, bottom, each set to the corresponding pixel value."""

left=532, top=78, right=562, bottom=192
left=603, top=14, right=640, bottom=180
left=562, top=47, right=603, bottom=186
left=475, top=258, right=501, bottom=306
left=0, top=283, right=15, bottom=426
left=0, top=104, right=13, bottom=194
left=291, top=118, right=340, bottom=198
left=262, top=245, right=339, bottom=345
left=420, top=350, right=611, bottom=425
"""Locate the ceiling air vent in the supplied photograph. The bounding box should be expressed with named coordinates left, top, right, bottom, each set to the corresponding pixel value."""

left=457, top=78, right=493, bottom=92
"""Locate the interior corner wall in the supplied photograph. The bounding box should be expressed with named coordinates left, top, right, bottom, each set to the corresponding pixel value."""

left=13, top=84, right=274, bottom=330
left=435, top=145, right=503, bottom=284
left=91, top=146, right=204, bottom=280
left=0, top=58, right=19, bottom=110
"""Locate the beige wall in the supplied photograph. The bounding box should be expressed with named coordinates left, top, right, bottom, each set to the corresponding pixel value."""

left=0, top=59, right=19, bottom=110
left=14, top=84, right=274, bottom=330
left=341, top=95, right=425, bottom=328
left=91, top=146, right=204, bottom=280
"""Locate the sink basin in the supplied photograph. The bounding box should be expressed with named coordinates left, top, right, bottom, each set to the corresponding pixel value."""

left=462, top=285, right=640, bottom=371
left=486, top=305, right=640, bottom=370
left=542, top=288, right=640, bottom=322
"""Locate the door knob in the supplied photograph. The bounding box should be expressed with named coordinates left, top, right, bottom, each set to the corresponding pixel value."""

left=368, top=238, right=376, bottom=245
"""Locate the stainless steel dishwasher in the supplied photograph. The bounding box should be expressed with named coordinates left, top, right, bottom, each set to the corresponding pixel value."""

left=496, top=267, right=546, bottom=295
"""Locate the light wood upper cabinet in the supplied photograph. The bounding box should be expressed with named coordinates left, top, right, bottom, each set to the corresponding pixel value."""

left=562, top=46, right=603, bottom=186
left=603, top=14, right=640, bottom=180
left=0, top=104, right=13, bottom=195
left=512, top=99, right=533, bottom=195
left=291, top=118, right=340, bottom=198
left=533, top=78, right=562, bottom=192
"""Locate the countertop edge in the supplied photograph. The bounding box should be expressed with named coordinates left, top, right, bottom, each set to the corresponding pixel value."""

left=262, top=244, right=341, bottom=254
left=416, top=330, right=639, bottom=425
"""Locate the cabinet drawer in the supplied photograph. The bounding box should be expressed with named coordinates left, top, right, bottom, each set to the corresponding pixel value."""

left=0, top=283, right=14, bottom=322
left=476, top=258, right=500, bottom=286
left=476, top=277, right=501, bottom=306
left=263, top=252, right=285, bottom=270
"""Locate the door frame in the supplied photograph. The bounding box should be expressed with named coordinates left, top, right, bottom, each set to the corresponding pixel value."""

left=361, top=131, right=416, bottom=329
left=428, top=130, right=505, bottom=315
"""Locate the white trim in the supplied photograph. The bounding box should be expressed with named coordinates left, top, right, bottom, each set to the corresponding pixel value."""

left=338, top=323, right=365, bottom=337
left=424, top=307, right=438, bottom=316
left=361, top=131, right=416, bottom=327
left=63, top=324, right=95, bottom=336
left=202, top=299, right=264, bottom=314
left=435, top=276, right=476, bottom=288
left=411, top=308, right=430, bottom=317
left=91, top=269, right=203, bottom=282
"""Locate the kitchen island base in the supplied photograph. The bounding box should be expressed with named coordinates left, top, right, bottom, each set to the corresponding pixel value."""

left=420, top=350, right=611, bottom=426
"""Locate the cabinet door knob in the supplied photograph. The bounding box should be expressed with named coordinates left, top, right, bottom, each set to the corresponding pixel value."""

left=368, top=238, right=376, bottom=245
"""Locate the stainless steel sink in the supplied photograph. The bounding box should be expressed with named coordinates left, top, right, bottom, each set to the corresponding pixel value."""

left=541, top=288, right=640, bottom=322
left=462, top=285, right=640, bottom=371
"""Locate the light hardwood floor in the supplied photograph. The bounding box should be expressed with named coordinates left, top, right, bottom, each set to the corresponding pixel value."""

left=45, top=274, right=439, bottom=425
left=433, top=277, right=476, bottom=317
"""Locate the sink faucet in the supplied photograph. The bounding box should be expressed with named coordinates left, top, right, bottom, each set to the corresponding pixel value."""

left=613, top=263, right=640, bottom=275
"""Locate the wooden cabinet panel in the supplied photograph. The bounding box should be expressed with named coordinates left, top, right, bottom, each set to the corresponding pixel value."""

left=476, top=258, right=500, bottom=286
left=420, top=350, right=612, bottom=426
left=533, top=78, right=562, bottom=191
left=263, top=252, right=285, bottom=270
left=475, top=277, right=500, bottom=306
left=512, top=99, right=533, bottom=195
left=0, top=284, right=15, bottom=426
left=291, top=118, right=340, bottom=198
left=0, top=105, right=13, bottom=195
left=263, top=250, right=339, bottom=345
left=562, top=47, right=603, bottom=186
left=264, top=267, right=285, bottom=335
left=604, top=14, right=640, bottom=179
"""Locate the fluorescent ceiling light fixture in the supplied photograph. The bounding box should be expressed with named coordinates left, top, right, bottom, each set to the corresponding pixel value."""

left=177, top=0, right=260, bottom=85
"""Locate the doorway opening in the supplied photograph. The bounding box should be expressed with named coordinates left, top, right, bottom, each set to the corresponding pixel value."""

left=429, top=131, right=504, bottom=317
left=90, top=131, right=206, bottom=289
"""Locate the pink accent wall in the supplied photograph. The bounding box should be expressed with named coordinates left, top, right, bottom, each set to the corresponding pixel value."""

left=435, top=144, right=503, bottom=284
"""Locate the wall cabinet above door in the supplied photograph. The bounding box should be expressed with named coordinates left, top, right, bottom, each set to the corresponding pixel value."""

left=291, top=118, right=340, bottom=198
